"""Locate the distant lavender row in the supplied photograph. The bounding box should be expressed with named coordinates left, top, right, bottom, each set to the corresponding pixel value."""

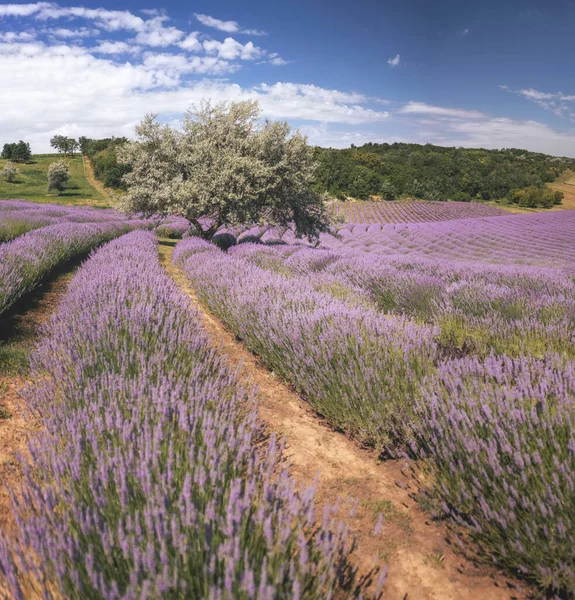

left=0, top=221, right=132, bottom=315
left=331, top=200, right=506, bottom=224
left=0, top=231, right=367, bottom=599
left=0, top=199, right=127, bottom=223
left=231, top=243, right=575, bottom=358
left=320, top=211, right=575, bottom=269
left=174, top=237, right=438, bottom=450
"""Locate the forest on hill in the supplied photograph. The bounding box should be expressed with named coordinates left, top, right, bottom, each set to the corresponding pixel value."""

left=313, top=142, right=575, bottom=203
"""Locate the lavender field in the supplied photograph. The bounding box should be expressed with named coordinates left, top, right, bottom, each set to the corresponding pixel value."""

left=176, top=208, right=575, bottom=595
left=1, top=199, right=574, bottom=597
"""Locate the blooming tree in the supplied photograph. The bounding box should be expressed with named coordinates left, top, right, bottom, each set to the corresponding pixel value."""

left=1, top=162, right=19, bottom=183
left=117, top=100, right=331, bottom=242
left=47, top=160, right=70, bottom=195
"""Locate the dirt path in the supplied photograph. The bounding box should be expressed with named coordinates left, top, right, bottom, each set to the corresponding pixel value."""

left=82, top=155, right=112, bottom=206
left=159, top=242, right=527, bottom=600
left=0, top=269, right=76, bottom=532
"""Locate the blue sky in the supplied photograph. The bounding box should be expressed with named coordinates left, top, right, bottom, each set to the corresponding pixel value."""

left=1, top=0, right=574, bottom=155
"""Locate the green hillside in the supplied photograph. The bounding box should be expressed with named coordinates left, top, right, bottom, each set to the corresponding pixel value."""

left=0, top=154, right=109, bottom=206
left=313, top=142, right=575, bottom=203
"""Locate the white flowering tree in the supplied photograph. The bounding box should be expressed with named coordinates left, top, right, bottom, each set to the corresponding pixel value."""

left=117, top=100, right=330, bottom=242
left=47, top=161, right=70, bottom=195
left=1, top=162, right=19, bottom=183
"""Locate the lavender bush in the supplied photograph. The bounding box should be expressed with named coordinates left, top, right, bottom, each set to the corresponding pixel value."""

left=174, top=237, right=438, bottom=450
left=231, top=244, right=575, bottom=359
left=0, top=221, right=132, bottom=315
left=0, top=231, right=368, bottom=599
left=414, top=354, right=575, bottom=595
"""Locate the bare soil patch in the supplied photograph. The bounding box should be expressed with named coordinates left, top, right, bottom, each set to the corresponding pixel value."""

left=160, top=241, right=528, bottom=600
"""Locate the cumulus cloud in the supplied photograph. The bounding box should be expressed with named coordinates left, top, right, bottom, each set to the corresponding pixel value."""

left=178, top=33, right=201, bottom=52
left=93, top=40, right=141, bottom=55
left=0, top=30, right=36, bottom=41
left=387, top=54, right=401, bottom=67
left=203, top=37, right=262, bottom=61
left=0, top=38, right=388, bottom=151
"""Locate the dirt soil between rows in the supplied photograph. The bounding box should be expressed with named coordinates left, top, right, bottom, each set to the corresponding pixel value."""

left=160, top=242, right=528, bottom=600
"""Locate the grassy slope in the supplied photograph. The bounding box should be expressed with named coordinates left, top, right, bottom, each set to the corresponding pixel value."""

left=0, top=154, right=109, bottom=207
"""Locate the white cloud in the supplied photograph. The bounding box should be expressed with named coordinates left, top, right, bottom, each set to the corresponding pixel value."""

left=501, top=85, right=575, bottom=118
left=194, top=13, right=238, bottom=33
left=194, top=13, right=267, bottom=35
left=0, top=30, right=36, bottom=41
left=203, top=37, right=262, bottom=61
left=48, top=27, right=99, bottom=38
left=387, top=54, right=401, bottom=67
left=269, top=55, right=289, bottom=66
left=93, top=40, right=141, bottom=55
left=461, top=28, right=470, bottom=35
left=0, top=2, right=51, bottom=17
left=241, top=28, right=267, bottom=37
left=0, top=40, right=388, bottom=152
left=178, top=33, right=201, bottom=52
left=399, top=101, right=485, bottom=120
left=133, top=16, right=183, bottom=47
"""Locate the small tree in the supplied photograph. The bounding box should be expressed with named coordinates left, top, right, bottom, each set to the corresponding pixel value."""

left=1, top=162, right=19, bottom=183
left=47, top=161, right=70, bottom=195
left=117, top=100, right=331, bottom=242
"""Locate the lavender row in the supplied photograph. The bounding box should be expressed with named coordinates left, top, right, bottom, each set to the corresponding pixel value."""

left=0, top=221, right=133, bottom=315
left=331, top=199, right=506, bottom=224
left=321, top=211, right=575, bottom=270
left=415, top=354, right=575, bottom=594
left=177, top=238, right=575, bottom=594
left=0, top=231, right=366, bottom=599
left=174, top=237, right=438, bottom=451
left=231, top=243, right=575, bottom=358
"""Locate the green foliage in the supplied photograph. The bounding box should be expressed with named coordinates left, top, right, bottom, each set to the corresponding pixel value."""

left=1, top=141, right=32, bottom=163
left=80, top=137, right=131, bottom=190
left=314, top=143, right=575, bottom=202
left=118, top=100, right=331, bottom=242
left=508, top=186, right=564, bottom=208
left=47, top=160, right=71, bottom=195
left=50, top=135, right=79, bottom=156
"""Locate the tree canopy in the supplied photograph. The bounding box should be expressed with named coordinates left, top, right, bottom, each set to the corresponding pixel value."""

left=313, top=142, right=575, bottom=202
left=1, top=141, right=32, bottom=163
left=117, top=100, right=330, bottom=242
left=50, top=135, right=79, bottom=156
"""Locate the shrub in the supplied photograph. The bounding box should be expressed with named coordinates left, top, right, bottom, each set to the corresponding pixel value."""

left=47, top=160, right=70, bottom=195
left=415, top=354, right=575, bottom=595
left=508, top=186, right=563, bottom=208
left=1, top=162, right=19, bottom=183
left=212, top=232, right=237, bottom=250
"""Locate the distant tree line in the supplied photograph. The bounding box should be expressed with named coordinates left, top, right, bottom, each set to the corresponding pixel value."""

left=313, top=142, right=575, bottom=204
left=1, top=141, right=32, bottom=162
left=79, top=136, right=131, bottom=189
